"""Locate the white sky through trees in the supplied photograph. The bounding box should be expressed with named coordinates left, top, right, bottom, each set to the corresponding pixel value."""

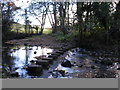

left=14, top=0, right=52, bottom=28
left=1, top=0, right=118, bottom=28
left=2, top=0, right=77, bottom=28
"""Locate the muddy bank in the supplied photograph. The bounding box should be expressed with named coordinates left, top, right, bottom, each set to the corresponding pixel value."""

left=2, top=35, right=120, bottom=78
left=5, top=35, right=75, bottom=49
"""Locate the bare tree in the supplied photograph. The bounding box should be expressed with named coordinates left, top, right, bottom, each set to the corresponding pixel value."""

left=29, top=1, right=50, bottom=35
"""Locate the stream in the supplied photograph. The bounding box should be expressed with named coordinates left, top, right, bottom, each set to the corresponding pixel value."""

left=2, top=45, right=120, bottom=78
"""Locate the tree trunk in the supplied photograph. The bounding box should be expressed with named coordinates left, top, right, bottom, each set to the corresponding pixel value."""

left=77, top=2, right=84, bottom=44
left=25, top=9, right=27, bottom=34
left=39, top=5, right=49, bottom=35
left=52, top=2, right=57, bottom=33
left=59, top=2, right=67, bottom=35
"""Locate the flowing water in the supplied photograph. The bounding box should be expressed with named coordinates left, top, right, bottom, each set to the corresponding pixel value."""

left=2, top=45, right=120, bottom=78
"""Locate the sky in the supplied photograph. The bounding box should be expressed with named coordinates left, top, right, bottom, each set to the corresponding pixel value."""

left=3, top=0, right=77, bottom=28
left=3, top=0, right=117, bottom=28
left=13, top=0, right=52, bottom=28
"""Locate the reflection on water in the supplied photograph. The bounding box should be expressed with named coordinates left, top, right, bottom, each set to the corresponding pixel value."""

left=2, top=45, right=53, bottom=78
left=3, top=46, right=119, bottom=78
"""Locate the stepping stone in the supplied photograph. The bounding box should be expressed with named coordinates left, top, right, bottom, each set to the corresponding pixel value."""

left=34, top=55, right=46, bottom=60
left=48, top=55, right=58, bottom=59
left=59, top=49, right=67, bottom=52
left=29, top=48, right=33, bottom=50
left=47, top=52, right=52, bottom=54
left=51, top=53, right=61, bottom=56
left=27, top=65, right=42, bottom=76
left=27, top=65, right=42, bottom=70
left=55, top=51, right=64, bottom=54
left=36, top=60, right=49, bottom=67
left=117, top=68, right=120, bottom=70
left=30, top=60, right=36, bottom=64
left=42, top=57, right=53, bottom=63
left=58, top=50, right=65, bottom=53
left=22, top=48, right=27, bottom=50
left=10, top=72, right=19, bottom=77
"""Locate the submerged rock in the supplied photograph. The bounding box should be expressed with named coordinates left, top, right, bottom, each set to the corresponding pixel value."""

left=61, top=60, right=72, bottom=68
left=34, top=51, right=37, bottom=54
left=24, top=43, right=28, bottom=46
left=91, top=66, right=95, bottom=69
left=48, top=70, right=66, bottom=78
left=29, top=48, right=32, bottom=50
left=100, top=60, right=113, bottom=66
left=117, top=68, right=120, bottom=70
left=10, top=72, right=19, bottom=77
left=30, top=60, right=36, bottom=64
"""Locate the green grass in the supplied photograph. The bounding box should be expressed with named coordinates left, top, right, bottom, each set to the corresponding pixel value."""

left=25, top=29, right=52, bottom=39
left=11, top=23, right=26, bottom=33
left=50, top=30, right=79, bottom=42
left=11, top=23, right=52, bottom=35
left=43, top=29, right=52, bottom=35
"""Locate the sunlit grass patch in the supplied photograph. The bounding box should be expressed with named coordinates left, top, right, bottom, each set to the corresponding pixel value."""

left=43, top=29, right=52, bottom=35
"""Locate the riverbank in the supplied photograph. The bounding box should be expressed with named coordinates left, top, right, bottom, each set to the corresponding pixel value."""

left=5, top=34, right=76, bottom=49
left=2, top=34, right=120, bottom=78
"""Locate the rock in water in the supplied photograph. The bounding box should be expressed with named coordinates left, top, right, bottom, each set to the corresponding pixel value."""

left=100, top=60, right=112, bottom=66
left=36, top=60, right=49, bottom=66
left=27, top=65, right=42, bottom=76
left=24, top=43, right=28, bottom=46
left=30, top=60, right=36, bottom=64
left=61, top=60, right=72, bottom=68
left=34, top=51, right=37, bottom=54
left=10, top=72, right=19, bottom=77
left=58, top=70, right=65, bottom=77
left=117, top=68, right=120, bottom=70
left=91, top=66, right=95, bottom=69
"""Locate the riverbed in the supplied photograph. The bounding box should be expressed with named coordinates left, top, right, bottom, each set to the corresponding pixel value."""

left=2, top=45, right=120, bottom=78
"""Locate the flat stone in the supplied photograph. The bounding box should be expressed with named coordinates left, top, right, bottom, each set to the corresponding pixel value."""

left=48, top=55, right=57, bottom=59
left=42, top=57, right=53, bottom=63
left=51, top=53, right=61, bottom=56
left=10, top=72, right=19, bottom=77
left=30, top=60, right=36, bottom=63
left=55, top=51, right=64, bottom=54
left=36, top=60, right=49, bottom=67
left=34, top=55, right=46, bottom=60
left=117, top=68, right=120, bottom=70
left=47, top=52, right=52, bottom=54
left=29, top=48, right=33, bottom=50
left=27, top=65, right=42, bottom=76
left=59, top=49, right=67, bottom=52
left=27, top=65, right=42, bottom=70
